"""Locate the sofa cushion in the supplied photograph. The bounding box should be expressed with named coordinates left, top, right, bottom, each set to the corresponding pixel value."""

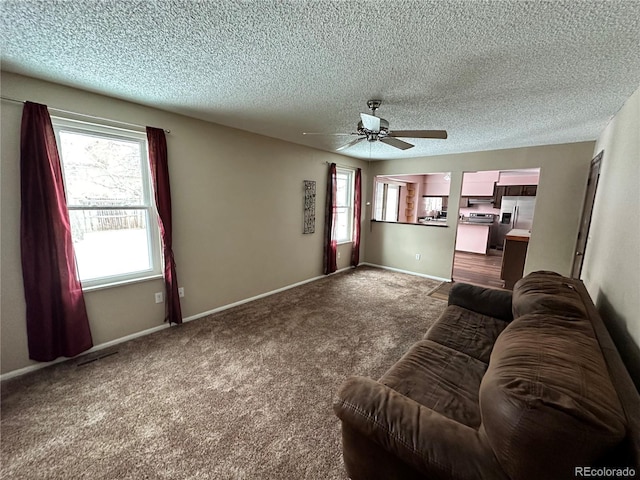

left=425, top=305, right=510, bottom=363
left=480, top=313, right=627, bottom=480
left=448, top=282, right=513, bottom=322
left=512, top=270, right=587, bottom=318
left=380, top=339, right=487, bottom=428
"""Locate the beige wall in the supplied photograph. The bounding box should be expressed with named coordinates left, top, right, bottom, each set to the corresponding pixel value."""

left=582, top=85, right=640, bottom=361
left=1, top=69, right=624, bottom=379
left=1, top=72, right=367, bottom=374
left=364, top=142, right=595, bottom=279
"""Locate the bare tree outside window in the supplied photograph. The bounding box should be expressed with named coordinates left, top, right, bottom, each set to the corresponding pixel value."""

left=53, top=121, right=161, bottom=286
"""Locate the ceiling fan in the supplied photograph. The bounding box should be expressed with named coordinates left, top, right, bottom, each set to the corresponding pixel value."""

left=304, top=100, right=447, bottom=151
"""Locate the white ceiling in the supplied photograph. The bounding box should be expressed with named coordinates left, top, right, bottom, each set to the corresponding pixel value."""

left=2, top=1, right=639, bottom=160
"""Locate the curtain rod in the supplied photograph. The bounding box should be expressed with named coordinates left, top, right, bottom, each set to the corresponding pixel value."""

left=0, top=95, right=170, bottom=134
left=324, top=161, right=360, bottom=170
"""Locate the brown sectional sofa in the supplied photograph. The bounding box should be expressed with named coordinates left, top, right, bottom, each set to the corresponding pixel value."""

left=334, top=271, right=639, bottom=479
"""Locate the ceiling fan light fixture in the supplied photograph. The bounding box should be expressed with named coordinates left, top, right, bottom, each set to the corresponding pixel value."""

left=304, top=100, right=447, bottom=152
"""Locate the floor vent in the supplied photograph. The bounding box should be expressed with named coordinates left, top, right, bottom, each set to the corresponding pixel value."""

left=77, top=350, right=118, bottom=367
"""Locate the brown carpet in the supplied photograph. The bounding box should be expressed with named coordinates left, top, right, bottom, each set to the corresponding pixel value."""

left=1, top=266, right=446, bottom=479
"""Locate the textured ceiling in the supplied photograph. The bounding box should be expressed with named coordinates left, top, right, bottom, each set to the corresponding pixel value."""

left=2, top=0, right=639, bottom=160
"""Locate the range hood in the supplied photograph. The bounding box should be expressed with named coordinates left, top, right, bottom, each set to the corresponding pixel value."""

left=467, top=197, right=494, bottom=205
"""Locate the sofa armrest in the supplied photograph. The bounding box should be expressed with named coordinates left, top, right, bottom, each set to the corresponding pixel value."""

left=334, top=376, right=507, bottom=480
left=448, top=283, right=513, bottom=321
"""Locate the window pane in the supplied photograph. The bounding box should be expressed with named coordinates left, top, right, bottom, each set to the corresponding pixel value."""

left=335, top=206, right=350, bottom=242
left=385, top=185, right=399, bottom=222
left=373, top=183, right=383, bottom=220
left=336, top=173, right=349, bottom=207
left=69, top=209, right=152, bottom=281
left=423, top=197, right=443, bottom=213
left=58, top=131, right=145, bottom=206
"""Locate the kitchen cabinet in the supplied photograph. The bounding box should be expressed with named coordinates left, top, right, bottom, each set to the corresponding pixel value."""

left=492, top=186, right=506, bottom=208
left=493, top=184, right=537, bottom=208
left=422, top=173, right=452, bottom=196
left=461, top=171, right=499, bottom=196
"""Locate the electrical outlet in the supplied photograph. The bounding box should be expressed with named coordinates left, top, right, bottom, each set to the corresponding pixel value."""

left=337, top=251, right=341, bottom=259
left=178, top=287, right=185, bottom=298
left=415, top=253, right=421, bottom=260
left=154, top=292, right=163, bottom=303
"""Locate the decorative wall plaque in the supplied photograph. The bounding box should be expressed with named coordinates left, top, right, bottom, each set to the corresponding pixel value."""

left=303, top=180, right=316, bottom=234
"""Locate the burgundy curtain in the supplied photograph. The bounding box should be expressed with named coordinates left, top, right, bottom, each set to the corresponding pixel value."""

left=146, top=127, right=183, bottom=324
left=323, top=163, right=337, bottom=274
left=351, top=168, right=362, bottom=267
left=20, top=101, right=93, bottom=361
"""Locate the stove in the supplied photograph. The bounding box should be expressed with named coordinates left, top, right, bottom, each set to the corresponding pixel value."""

left=468, top=213, right=495, bottom=224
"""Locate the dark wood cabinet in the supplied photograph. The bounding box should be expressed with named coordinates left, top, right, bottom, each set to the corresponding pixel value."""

left=501, top=235, right=530, bottom=289
left=493, top=185, right=507, bottom=208
left=493, top=184, right=537, bottom=208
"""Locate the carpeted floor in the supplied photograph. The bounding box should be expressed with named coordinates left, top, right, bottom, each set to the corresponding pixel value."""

left=1, top=266, right=446, bottom=479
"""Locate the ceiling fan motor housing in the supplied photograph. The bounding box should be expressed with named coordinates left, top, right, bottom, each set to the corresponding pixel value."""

left=357, top=118, right=389, bottom=140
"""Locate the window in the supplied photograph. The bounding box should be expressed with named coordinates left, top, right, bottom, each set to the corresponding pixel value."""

left=52, top=118, right=162, bottom=288
left=335, top=168, right=354, bottom=243
left=373, top=181, right=400, bottom=222
left=422, top=196, right=444, bottom=214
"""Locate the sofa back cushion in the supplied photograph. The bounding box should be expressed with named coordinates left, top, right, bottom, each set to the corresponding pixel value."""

left=480, top=313, right=627, bottom=480
left=512, top=271, right=587, bottom=319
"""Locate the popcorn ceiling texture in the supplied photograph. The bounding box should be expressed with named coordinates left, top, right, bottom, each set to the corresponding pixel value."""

left=1, top=0, right=639, bottom=159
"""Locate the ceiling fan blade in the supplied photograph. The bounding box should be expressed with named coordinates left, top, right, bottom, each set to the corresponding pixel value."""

left=336, top=137, right=366, bottom=151
left=303, top=132, right=356, bottom=136
left=389, top=130, right=448, bottom=139
left=360, top=113, right=381, bottom=132
left=380, top=137, right=414, bottom=150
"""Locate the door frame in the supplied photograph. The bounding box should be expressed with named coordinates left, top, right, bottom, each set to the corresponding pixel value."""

left=571, top=150, right=603, bottom=279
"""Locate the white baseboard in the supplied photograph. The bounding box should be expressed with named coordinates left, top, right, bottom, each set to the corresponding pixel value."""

left=361, top=262, right=451, bottom=283
left=0, top=323, right=171, bottom=381
left=1, top=264, right=427, bottom=381
left=181, top=273, right=330, bottom=323
left=1, top=271, right=346, bottom=382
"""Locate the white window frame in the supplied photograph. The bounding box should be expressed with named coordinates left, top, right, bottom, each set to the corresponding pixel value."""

left=335, top=168, right=355, bottom=244
left=373, top=179, right=402, bottom=222
left=52, top=117, right=163, bottom=289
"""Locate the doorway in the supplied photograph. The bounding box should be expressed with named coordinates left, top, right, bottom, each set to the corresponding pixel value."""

left=452, top=168, right=540, bottom=288
left=571, top=151, right=603, bottom=278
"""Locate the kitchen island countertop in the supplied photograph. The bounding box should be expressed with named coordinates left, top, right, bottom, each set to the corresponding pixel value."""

left=506, top=229, right=531, bottom=241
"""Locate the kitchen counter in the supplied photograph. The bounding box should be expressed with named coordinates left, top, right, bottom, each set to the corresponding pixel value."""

left=505, top=229, right=531, bottom=241
left=501, top=230, right=531, bottom=289
left=419, top=218, right=448, bottom=224
left=371, top=220, right=448, bottom=228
